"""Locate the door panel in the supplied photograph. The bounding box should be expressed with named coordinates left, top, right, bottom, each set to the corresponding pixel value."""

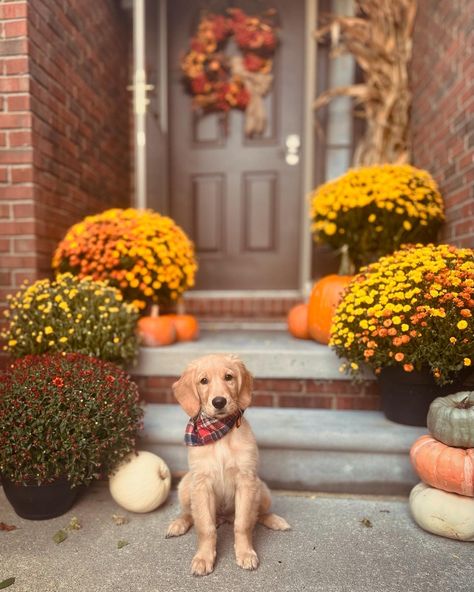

left=168, top=0, right=305, bottom=289
left=192, top=174, right=225, bottom=252
left=243, top=172, right=277, bottom=251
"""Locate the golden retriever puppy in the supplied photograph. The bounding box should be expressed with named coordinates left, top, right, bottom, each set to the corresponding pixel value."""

left=166, top=353, right=290, bottom=576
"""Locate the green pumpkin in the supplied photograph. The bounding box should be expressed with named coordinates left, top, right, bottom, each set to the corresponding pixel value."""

left=427, top=391, right=474, bottom=449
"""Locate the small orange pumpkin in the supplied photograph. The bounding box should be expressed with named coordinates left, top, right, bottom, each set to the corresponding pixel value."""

left=167, top=314, right=200, bottom=342
left=307, top=274, right=353, bottom=344
left=410, top=435, right=474, bottom=497
left=287, top=303, right=310, bottom=340
left=137, top=305, right=176, bottom=347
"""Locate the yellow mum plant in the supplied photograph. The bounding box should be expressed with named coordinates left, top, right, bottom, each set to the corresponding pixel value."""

left=310, top=164, right=445, bottom=269
left=1, top=273, right=139, bottom=365
left=52, top=208, right=198, bottom=310
left=330, top=244, right=474, bottom=384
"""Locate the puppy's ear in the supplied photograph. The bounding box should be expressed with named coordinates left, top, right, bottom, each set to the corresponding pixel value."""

left=172, top=367, right=200, bottom=417
left=233, top=357, right=253, bottom=410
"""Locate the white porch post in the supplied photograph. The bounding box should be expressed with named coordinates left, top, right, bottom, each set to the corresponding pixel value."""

left=300, top=0, right=318, bottom=295
left=132, top=0, right=152, bottom=209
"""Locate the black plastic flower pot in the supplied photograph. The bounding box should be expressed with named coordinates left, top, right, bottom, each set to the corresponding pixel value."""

left=378, top=366, right=473, bottom=427
left=1, top=476, right=79, bottom=520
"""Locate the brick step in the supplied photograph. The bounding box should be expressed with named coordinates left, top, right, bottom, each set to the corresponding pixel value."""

left=140, top=405, right=425, bottom=495
left=135, top=375, right=379, bottom=410
left=132, top=328, right=379, bottom=411
left=181, top=292, right=303, bottom=321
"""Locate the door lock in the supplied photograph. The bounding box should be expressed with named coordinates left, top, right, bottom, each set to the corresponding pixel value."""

left=285, top=134, right=300, bottom=166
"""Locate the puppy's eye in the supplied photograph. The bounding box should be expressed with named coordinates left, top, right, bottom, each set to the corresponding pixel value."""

left=200, top=377, right=208, bottom=385
left=224, top=373, right=233, bottom=381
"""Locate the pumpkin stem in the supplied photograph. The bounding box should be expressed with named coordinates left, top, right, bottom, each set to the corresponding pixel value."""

left=177, top=299, right=186, bottom=315
left=150, top=304, right=160, bottom=317
left=338, top=244, right=355, bottom=276
left=456, top=395, right=473, bottom=410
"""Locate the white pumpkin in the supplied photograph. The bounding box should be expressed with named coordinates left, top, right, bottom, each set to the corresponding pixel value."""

left=109, top=451, right=171, bottom=513
left=409, top=482, right=474, bottom=542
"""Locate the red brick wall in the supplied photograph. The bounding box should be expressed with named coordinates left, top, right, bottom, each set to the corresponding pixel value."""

left=135, top=375, right=380, bottom=411
left=0, top=1, right=35, bottom=351
left=0, top=0, right=132, bottom=354
left=27, top=0, right=132, bottom=275
left=411, top=0, right=474, bottom=247
left=183, top=295, right=302, bottom=321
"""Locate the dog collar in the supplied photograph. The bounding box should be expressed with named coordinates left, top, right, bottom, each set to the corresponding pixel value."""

left=184, top=409, right=243, bottom=447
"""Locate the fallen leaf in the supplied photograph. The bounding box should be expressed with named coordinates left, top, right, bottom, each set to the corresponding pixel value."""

left=117, top=540, right=129, bottom=549
left=0, top=522, right=17, bottom=532
left=68, top=517, right=81, bottom=530
left=0, top=579, right=15, bottom=590
left=53, top=529, right=68, bottom=544
left=360, top=518, right=373, bottom=528
left=112, top=514, right=129, bottom=526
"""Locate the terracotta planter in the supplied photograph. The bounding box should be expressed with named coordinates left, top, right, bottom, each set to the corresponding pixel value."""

left=378, top=366, right=472, bottom=427
left=2, top=476, right=80, bottom=520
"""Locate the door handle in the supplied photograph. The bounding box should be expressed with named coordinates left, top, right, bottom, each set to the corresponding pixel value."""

left=285, top=134, right=300, bottom=166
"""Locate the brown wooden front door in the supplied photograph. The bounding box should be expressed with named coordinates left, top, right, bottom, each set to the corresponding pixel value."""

left=168, top=0, right=305, bottom=290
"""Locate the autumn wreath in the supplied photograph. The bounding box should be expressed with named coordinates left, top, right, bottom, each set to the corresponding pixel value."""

left=181, top=8, right=278, bottom=136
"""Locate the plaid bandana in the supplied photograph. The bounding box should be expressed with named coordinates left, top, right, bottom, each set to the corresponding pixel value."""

left=184, top=409, right=243, bottom=447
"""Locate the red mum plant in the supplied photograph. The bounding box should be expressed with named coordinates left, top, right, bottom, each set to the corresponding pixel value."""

left=0, top=353, right=144, bottom=487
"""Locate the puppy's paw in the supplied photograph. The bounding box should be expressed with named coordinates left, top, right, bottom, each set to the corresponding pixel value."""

left=191, top=553, right=215, bottom=576
left=166, top=517, right=192, bottom=538
left=236, top=549, right=259, bottom=571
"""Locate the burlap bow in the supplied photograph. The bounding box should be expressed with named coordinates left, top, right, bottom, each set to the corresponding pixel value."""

left=231, top=56, right=273, bottom=136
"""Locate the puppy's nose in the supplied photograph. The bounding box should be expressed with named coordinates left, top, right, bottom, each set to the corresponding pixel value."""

left=212, top=396, right=227, bottom=410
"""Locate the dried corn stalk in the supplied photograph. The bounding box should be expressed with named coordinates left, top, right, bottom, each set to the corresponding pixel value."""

left=314, top=0, right=417, bottom=166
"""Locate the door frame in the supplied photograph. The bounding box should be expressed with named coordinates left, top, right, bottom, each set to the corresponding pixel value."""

left=130, top=0, right=319, bottom=296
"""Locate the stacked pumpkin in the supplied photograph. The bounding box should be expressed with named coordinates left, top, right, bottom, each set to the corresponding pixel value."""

left=409, top=391, right=474, bottom=541
left=137, top=304, right=199, bottom=347
left=287, top=274, right=353, bottom=344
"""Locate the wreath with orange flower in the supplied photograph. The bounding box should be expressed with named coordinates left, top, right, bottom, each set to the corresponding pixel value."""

left=181, top=8, right=278, bottom=136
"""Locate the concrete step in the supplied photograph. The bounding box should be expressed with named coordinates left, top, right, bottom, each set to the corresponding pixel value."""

left=133, top=328, right=371, bottom=381
left=140, top=404, right=425, bottom=495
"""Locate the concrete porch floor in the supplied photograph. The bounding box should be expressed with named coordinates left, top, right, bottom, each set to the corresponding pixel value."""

left=1, top=483, right=473, bottom=592
left=3, top=328, right=470, bottom=591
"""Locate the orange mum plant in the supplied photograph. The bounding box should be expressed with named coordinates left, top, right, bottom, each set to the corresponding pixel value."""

left=330, top=244, right=474, bottom=384
left=52, top=208, right=198, bottom=311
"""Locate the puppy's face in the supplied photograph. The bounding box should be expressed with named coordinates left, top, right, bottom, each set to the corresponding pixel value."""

left=173, top=354, right=253, bottom=418
left=194, top=357, right=241, bottom=418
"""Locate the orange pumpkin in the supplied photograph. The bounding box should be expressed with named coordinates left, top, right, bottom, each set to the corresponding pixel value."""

left=167, top=314, right=200, bottom=342
left=410, top=435, right=474, bottom=497
left=307, top=274, right=353, bottom=344
left=287, top=303, right=310, bottom=340
left=137, top=305, right=176, bottom=347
